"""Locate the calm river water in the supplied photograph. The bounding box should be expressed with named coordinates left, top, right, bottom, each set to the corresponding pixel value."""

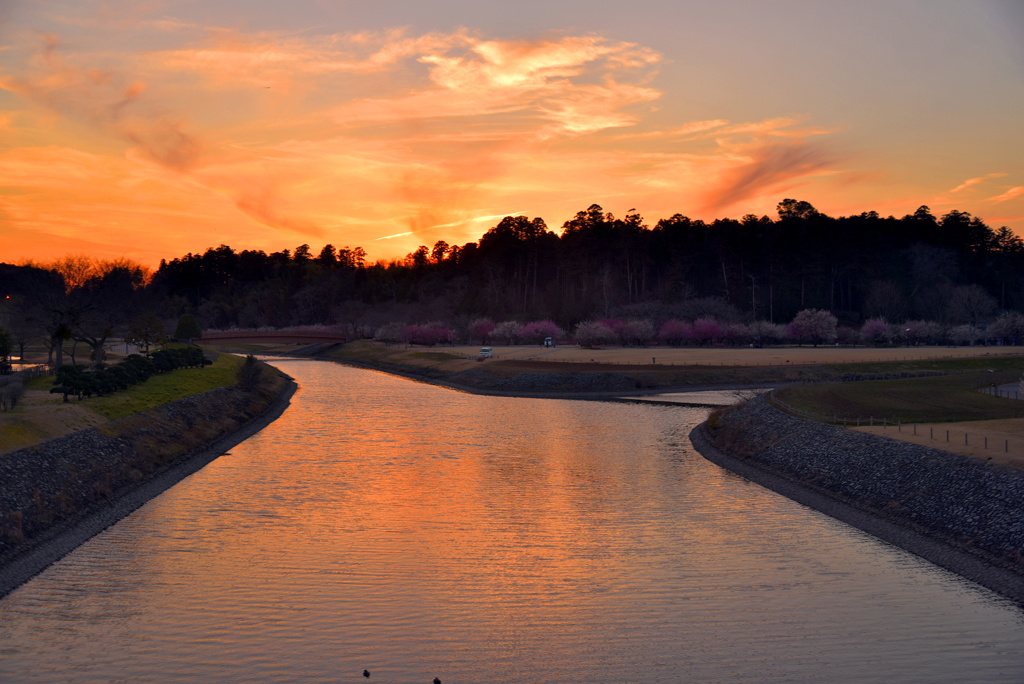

left=1, top=359, right=1023, bottom=682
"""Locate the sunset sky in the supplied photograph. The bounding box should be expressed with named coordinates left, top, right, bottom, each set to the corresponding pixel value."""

left=1, top=0, right=1023, bottom=267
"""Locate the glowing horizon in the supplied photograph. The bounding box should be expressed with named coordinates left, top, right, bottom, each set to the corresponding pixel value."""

left=1, top=1, right=1022, bottom=268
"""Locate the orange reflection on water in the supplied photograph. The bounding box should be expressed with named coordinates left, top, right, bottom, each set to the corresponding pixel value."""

left=7, top=360, right=1023, bottom=682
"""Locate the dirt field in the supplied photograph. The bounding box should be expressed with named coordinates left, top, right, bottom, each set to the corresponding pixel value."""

left=0, top=388, right=107, bottom=454
left=853, top=419, right=1024, bottom=469
left=456, top=344, right=1023, bottom=366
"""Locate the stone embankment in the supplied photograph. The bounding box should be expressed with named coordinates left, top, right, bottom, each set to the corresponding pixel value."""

left=693, top=395, right=1024, bottom=606
left=0, top=376, right=295, bottom=598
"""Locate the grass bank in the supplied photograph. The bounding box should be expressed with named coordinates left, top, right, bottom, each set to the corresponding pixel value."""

left=0, top=363, right=295, bottom=597
left=773, top=361, right=1023, bottom=424
left=1, top=351, right=245, bottom=454
left=88, top=352, right=243, bottom=420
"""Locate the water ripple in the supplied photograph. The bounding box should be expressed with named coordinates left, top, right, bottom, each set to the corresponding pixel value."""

left=1, top=359, right=1022, bottom=682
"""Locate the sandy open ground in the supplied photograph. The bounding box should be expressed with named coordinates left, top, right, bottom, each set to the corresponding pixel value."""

left=853, top=419, right=1024, bottom=469
left=454, top=344, right=1023, bottom=366
left=0, top=389, right=107, bottom=455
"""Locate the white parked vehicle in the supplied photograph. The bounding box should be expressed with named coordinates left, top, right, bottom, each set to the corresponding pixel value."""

left=479, top=347, right=493, bottom=358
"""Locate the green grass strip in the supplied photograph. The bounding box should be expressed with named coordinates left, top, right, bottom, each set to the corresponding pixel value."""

left=775, top=370, right=1024, bottom=424
left=88, top=353, right=243, bottom=420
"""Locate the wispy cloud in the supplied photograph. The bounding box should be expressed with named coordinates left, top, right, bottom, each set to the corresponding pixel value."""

left=989, top=186, right=1024, bottom=204
left=430, top=211, right=526, bottom=230
left=950, top=172, right=1007, bottom=193
left=699, top=139, right=835, bottom=215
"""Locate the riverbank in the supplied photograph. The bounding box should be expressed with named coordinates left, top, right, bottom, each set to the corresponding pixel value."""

left=0, top=351, right=247, bottom=455
left=298, top=340, right=820, bottom=398
left=692, top=396, right=1024, bottom=607
left=288, top=340, right=1018, bottom=397
left=0, top=371, right=296, bottom=598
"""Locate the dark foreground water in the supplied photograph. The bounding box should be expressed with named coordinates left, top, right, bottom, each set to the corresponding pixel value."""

left=1, top=359, right=1022, bottom=682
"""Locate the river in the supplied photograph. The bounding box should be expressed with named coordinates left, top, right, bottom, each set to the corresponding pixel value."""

left=1, top=359, right=1022, bottom=682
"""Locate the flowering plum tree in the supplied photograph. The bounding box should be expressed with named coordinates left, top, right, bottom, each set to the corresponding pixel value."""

left=747, top=320, right=784, bottom=347
left=468, top=318, right=495, bottom=344
left=519, top=320, right=564, bottom=344
left=787, top=309, right=838, bottom=346
left=492, top=321, right=522, bottom=345
left=597, top=318, right=626, bottom=343
left=620, top=319, right=656, bottom=347
left=860, top=318, right=890, bottom=346
left=658, top=319, right=692, bottom=347
left=691, top=318, right=723, bottom=346
left=573, top=320, right=617, bottom=347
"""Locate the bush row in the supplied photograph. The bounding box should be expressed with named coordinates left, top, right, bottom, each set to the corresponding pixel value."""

left=50, top=347, right=210, bottom=401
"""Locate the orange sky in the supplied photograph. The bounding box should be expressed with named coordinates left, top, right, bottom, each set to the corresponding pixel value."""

left=1, top=1, right=1023, bottom=267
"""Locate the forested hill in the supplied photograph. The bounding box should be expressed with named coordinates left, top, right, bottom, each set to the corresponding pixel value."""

left=146, top=200, right=1024, bottom=329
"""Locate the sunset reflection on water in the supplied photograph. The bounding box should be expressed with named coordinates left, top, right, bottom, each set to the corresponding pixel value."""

left=1, top=359, right=1023, bottom=682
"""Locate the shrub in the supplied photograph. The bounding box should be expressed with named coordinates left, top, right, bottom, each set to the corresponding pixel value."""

left=49, top=349, right=209, bottom=402
left=0, top=378, right=23, bottom=411
left=237, top=354, right=263, bottom=390
left=174, top=313, right=202, bottom=341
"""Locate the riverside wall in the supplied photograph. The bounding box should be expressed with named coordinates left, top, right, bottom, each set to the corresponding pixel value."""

left=693, top=395, right=1024, bottom=606
left=0, top=377, right=296, bottom=598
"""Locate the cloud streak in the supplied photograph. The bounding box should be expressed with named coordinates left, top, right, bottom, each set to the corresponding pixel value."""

left=698, top=140, right=835, bottom=215
left=989, top=186, right=1024, bottom=204
left=950, top=173, right=1007, bottom=193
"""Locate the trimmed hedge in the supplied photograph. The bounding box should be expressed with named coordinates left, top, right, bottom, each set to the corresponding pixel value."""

left=51, top=347, right=211, bottom=401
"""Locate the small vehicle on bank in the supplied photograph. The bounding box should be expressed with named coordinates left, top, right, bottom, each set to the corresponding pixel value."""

left=479, top=347, right=493, bottom=358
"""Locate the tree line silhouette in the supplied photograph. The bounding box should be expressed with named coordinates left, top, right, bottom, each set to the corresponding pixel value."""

left=2, top=199, right=1023, bottom=365
left=148, top=200, right=1024, bottom=328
